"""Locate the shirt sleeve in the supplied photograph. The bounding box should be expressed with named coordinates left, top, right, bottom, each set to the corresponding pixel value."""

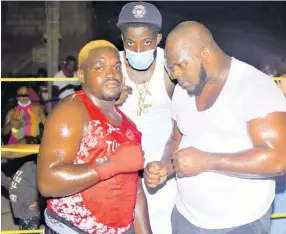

left=242, top=73, right=286, bottom=122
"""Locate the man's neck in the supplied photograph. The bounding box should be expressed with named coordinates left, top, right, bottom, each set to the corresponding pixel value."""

left=206, top=54, right=231, bottom=86
left=83, top=88, right=115, bottom=112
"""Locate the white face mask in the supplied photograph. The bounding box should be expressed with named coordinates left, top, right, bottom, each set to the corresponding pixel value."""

left=18, top=100, right=31, bottom=107
left=125, top=48, right=156, bottom=70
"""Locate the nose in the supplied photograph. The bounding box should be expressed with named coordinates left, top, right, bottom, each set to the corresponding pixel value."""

left=105, top=67, right=115, bottom=78
left=136, top=45, right=141, bottom=53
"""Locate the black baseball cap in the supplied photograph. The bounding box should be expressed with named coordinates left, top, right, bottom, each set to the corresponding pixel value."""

left=117, top=2, right=162, bottom=29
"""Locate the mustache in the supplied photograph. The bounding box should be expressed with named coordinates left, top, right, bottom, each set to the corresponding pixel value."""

left=103, top=78, right=121, bottom=85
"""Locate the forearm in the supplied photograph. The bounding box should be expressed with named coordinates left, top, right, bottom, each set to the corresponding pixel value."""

left=209, top=146, right=286, bottom=178
left=133, top=179, right=152, bottom=234
left=39, top=164, right=100, bottom=197
left=161, top=138, right=180, bottom=176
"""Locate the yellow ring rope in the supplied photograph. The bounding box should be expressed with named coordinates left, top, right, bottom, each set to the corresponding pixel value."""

left=4, top=140, right=286, bottom=218
left=271, top=213, right=286, bottom=219
left=1, top=78, right=79, bottom=82
left=1, top=148, right=39, bottom=153
left=1, top=230, right=44, bottom=234
left=0, top=77, right=284, bottom=82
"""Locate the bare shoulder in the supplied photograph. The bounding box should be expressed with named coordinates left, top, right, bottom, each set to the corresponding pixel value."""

left=45, top=95, right=89, bottom=129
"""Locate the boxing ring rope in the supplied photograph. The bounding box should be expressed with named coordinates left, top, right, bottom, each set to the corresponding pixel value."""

left=1, top=78, right=79, bottom=82
left=1, top=148, right=39, bottom=154
left=0, top=77, right=285, bottom=82
left=1, top=147, right=286, bottom=221
left=1, top=230, right=44, bottom=234
left=1, top=76, right=285, bottom=234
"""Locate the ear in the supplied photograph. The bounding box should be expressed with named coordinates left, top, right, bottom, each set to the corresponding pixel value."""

left=121, top=34, right=126, bottom=44
left=156, top=33, right=162, bottom=45
left=200, top=47, right=211, bottom=64
left=77, top=69, right=84, bottom=84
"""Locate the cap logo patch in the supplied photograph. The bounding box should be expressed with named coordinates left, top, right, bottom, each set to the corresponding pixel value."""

left=132, top=5, right=146, bottom=18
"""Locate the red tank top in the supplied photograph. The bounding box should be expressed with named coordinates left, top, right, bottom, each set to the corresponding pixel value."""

left=47, top=91, right=142, bottom=234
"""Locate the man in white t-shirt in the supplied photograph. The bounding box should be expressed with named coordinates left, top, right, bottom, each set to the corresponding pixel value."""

left=53, top=55, right=80, bottom=100
left=115, top=2, right=177, bottom=234
left=145, top=21, right=286, bottom=234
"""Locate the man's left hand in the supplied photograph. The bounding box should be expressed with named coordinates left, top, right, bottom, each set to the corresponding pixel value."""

left=171, top=147, right=212, bottom=178
left=115, top=85, right=132, bottom=106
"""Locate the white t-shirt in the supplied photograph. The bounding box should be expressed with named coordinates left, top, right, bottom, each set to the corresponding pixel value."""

left=53, top=70, right=80, bottom=99
left=118, top=48, right=177, bottom=234
left=172, top=57, right=286, bottom=229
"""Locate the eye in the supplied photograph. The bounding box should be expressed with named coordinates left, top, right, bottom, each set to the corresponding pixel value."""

left=144, top=40, right=152, bottom=46
left=95, top=67, right=103, bottom=72
left=114, top=65, right=121, bottom=71
left=126, top=40, right=134, bottom=46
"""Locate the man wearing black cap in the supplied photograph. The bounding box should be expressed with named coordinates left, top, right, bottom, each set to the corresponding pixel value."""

left=117, top=2, right=176, bottom=234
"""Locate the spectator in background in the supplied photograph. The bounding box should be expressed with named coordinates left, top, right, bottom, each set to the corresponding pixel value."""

left=260, top=56, right=281, bottom=77
left=2, top=86, right=46, bottom=144
left=37, top=68, right=49, bottom=113
left=53, top=55, right=81, bottom=101
left=2, top=137, right=42, bottom=231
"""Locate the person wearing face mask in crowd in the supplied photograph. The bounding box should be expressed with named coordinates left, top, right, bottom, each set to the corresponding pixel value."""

left=2, top=86, right=46, bottom=145
left=116, top=2, right=176, bottom=234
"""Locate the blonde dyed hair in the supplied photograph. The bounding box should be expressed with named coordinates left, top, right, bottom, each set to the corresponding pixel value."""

left=78, top=40, right=118, bottom=68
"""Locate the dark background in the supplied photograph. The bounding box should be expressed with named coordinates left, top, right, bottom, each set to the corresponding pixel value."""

left=1, top=1, right=286, bottom=120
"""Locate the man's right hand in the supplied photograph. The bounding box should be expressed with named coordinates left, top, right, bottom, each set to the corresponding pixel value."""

left=90, top=143, right=144, bottom=181
left=144, top=161, right=169, bottom=188
left=115, top=85, right=132, bottom=106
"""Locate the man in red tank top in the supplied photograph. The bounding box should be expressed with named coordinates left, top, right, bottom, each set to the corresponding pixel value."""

left=38, top=40, right=152, bottom=234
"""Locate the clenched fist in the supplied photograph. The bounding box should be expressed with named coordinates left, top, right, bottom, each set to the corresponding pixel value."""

left=171, top=147, right=211, bottom=178
left=144, top=161, right=169, bottom=188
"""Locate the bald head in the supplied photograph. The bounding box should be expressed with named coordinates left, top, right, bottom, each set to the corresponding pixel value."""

left=167, top=21, right=214, bottom=53
left=164, top=22, right=219, bottom=97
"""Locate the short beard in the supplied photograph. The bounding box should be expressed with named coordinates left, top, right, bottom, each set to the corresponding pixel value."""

left=101, top=90, right=121, bottom=102
left=186, top=65, right=207, bottom=97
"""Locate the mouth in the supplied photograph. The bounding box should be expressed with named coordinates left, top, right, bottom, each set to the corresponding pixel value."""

left=104, top=81, right=120, bottom=89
